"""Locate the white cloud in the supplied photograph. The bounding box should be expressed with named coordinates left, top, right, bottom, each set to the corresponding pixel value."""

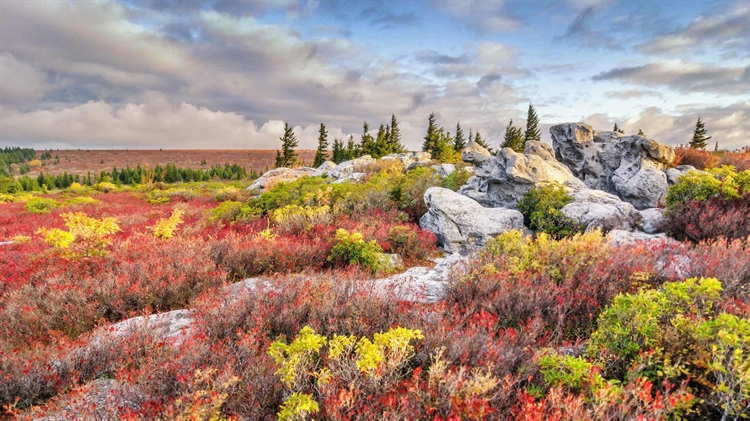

left=0, top=53, right=49, bottom=105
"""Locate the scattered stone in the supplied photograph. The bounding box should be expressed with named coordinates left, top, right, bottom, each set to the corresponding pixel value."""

left=607, top=229, right=669, bottom=247
left=91, top=309, right=194, bottom=347
left=406, top=161, right=431, bottom=171
left=328, top=155, right=375, bottom=179
left=561, top=189, right=642, bottom=232
left=246, top=167, right=320, bottom=193
left=431, top=163, right=456, bottom=177
left=639, top=208, right=666, bottom=234
left=420, top=187, right=526, bottom=254
left=31, top=379, right=143, bottom=421
left=332, top=172, right=366, bottom=183
left=666, top=165, right=698, bottom=185
left=370, top=253, right=467, bottom=303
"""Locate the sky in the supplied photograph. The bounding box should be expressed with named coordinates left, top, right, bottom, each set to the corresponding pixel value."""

left=0, top=0, right=748, bottom=151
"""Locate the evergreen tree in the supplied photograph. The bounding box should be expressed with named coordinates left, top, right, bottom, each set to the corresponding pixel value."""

left=714, top=141, right=719, bottom=152
left=346, top=135, right=357, bottom=159
left=359, top=121, right=375, bottom=156
left=313, top=123, right=329, bottom=167
left=637, top=129, right=645, bottom=136
left=613, top=123, right=624, bottom=134
left=501, top=119, right=525, bottom=153
left=276, top=122, right=299, bottom=168
left=373, top=123, right=390, bottom=158
left=474, top=131, right=493, bottom=153
left=388, top=114, right=405, bottom=153
left=468, top=129, right=474, bottom=144
left=690, top=116, right=711, bottom=149
left=331, top=138, right=345, bottom=164
left=433, top=130, right=457, bottom=163
left=524, top=103, right=541, bottom=143
left=422, top=112, right=440, bottom=153
left=454, top=122, right=466, bottom=151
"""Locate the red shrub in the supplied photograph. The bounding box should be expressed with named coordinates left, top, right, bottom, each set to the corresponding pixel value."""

left=674, top=145, right=720, bottom=170
left=719, top=146, right=750, bottom=171
left=664, top=195, right=750, bottom=243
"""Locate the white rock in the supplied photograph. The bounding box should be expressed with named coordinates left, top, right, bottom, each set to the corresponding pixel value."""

left=432, top=163, right=456, bottom=177
left=328, top=155, right=375, bottom=179
left=639, top=208, right=666, bottom=234
left=333, top=172, right=366, bottom=183
left=247, top=167, right=320, bottom=193
left=607, top=229, right=669, bottom=247
left=457, top=176, right=488, bottom=206
left=666, top=165, right=698, bottom=185
left=92, top=309, right=194, bottom=346
left=370, top=253, right=467, bottom=303
left=612, top=167, right=669, bottom=210
left=381, top=152, right=432, bottom=166
left=561, top=189, right=642, bottom=232
left=316, top=161, right=338, bottom=172
left=420, top=187, right=526, bottom=254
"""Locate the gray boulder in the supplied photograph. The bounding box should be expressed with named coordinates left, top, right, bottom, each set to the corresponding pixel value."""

left=639, top=208, right=666, bottom=234
left=316, top=160, right=338, bottom=172
left=328, top=155, right=375, bottom=179
left=91, top=309, right=194, bottom=347
left=333, top=172, right=366, bottom=183
left=607, top=229, right=670, bottom=247
left=561, top=189, right=642, bottom=232
left=247, top=167, right=320, bottom=193
left=420, top=187, right=526, bottom=254
left=381, top=152, right=432, bottom=167
left=370, top=253, right=467, bottom=303
left=432, top=163, right=456, bottom=177
left=666, top=165, right=698, bottom=185
left=550, top=122, right=676, bottom=210
left=462, top=140, right=585, bottom=208
left=457, top=175, right=489, bottom=206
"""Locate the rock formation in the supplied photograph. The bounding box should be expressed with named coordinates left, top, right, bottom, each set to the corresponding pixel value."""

left=550, top=123, right=675, bottom=209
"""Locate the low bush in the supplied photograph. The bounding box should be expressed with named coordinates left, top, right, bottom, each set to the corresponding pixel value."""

left=665, top=166, right=750, bottom=242
left=208, top=201, right=243, bottom=224
left=214, top=186, right=241, bottom=202
left=24, top=197, right=59, bottom=214
left=271, top=204, right=332, bottom=232
left=386, top=224, right=435, bottom=263
left=36, top=212, right=121, bottom=259
left=93, top=182, right=118, bottom=193
left=440, top=167, right=473, bottom=191
left=327, top=228, right=384, bottom=273
left=517, top=183, right=583, bottom=238
left=674, top=145, right=720, bottom=170
left=390, top=167, right=441, bottom=222
left=150, top=209, right=184, bottom=239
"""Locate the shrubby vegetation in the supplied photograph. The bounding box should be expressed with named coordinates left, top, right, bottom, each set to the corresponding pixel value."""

left=1, top=150, right=749, bottom=420
left=517, top=183, right=582, bottom=239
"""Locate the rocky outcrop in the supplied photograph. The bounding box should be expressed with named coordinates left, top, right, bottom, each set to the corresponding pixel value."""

left=432, top=163, right=456, bottom=177
left=457, top=176, right=489, bottom=205
left=666, top=165, right=697, bottom=185
left=370, top=253, right=467, bottom=303
left=461, top=141, right=586, bottom=208
left=247, top=167, right=321, bottom=193
left=550, top=123, right=675, bottom=210
left=90, top=309, right=194, bottom=347
left=333, top=172, right=366, bottom=183
left=607, top=229, right=670, bottom=247
left=561, top=189, right=642, bottom=232
left=316, top=160, right=338, bottom=172
left=381, top=152, right=432, bottom=167
left=420, top=187, right=526, bottom=254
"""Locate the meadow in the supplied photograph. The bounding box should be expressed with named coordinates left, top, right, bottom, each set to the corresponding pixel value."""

left=0, top=158, right=748, bottom=421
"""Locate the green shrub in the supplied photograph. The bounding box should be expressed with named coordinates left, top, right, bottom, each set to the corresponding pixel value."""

left=440, top=168, right=473, bottom=191
left=666, top=166, right=750, bottom=207
left=537, top=351, right=605, bottom=394
left=208, top=201, right=243, bottom=223
left=24, top=197, right=60, bottom=214
left=391, top=167, right=441, bottom=222
left=327, top=228, right=384, bottom=273
left=517, top=183, right=582, bottom=239
left=0, top=177, right=23, bottom=194
left=387, top=225, right=430, bottom=262
left=214, top=186, right=241, bottom=202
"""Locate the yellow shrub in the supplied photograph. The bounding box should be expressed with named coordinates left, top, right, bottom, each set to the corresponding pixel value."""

left=271, top=204, right=332, bottom=231
left=150, top=209, right=185, bottom=239
left=12, top=235, right=32, bottom=244
left=28, top=159, right=41, bottom=167
left=0, top=193, right=34, bottom=203
left=36, top=212, right=121, bottom=258
left=65, top=197, right=99, bottom=206
left=94, top=182, right=118, bottom=193
left=214, top=186, right=241, bottom=202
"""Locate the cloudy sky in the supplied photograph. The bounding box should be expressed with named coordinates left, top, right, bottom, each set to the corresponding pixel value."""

left=1, top=0, right=748, bottom=150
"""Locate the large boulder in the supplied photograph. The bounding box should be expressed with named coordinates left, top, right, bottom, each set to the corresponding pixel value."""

left=370, top=253, right=467, bottom=303
left=419, top=187, right=526, bottom=254
left=639, top=207, right=666, bottom=234
left=316, top=160, right=338, bottom=172
left=607, top=229, right=670, bottom=247
left=247, top=167, right=320, bottom=193
left=561, top=189, right=642, bottom=232
left=381, top=151, right=432, bottom=167
left=666, top=165, right=698, bottom=185
left=328, top=155, right=375, bottom=179
left=550, top=123, right=675, bottom=209
left=461, top=140, right=585, bottom=208
left=431, top=163, right=456, bottom=177
left=457, top=175, right=489, bottom=206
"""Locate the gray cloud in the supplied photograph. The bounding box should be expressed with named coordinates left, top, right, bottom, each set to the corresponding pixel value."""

left=604, top=90, right=664, bottom=100
left=363, top=7, right=418, bottom=29
left=555, top=6, right=622, bottom=50
left=593, top=62, right=750, bottom=95
left=433, top=0, right=520, bottom=33
left=636, top=2, right=750, bottom=57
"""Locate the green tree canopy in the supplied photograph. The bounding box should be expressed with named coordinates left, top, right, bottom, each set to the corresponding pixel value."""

left=524, top=104, right=541, bottom=143
left=690, top=116, right=712, bottom=149
left=501, top=119, right=525, bottom=153
left=275, top=122, right=299, bottom=168
left=312, top=123, right=329, bottom=168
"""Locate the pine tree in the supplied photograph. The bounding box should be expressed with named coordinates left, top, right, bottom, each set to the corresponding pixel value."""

left=434, top=130, right=457, bottom=163
left=613, top=123, right=624, bottom=134
left=276, top=122, right=299, bottom=168
left=714, top=141, right=719, bottom=152
left=360, top=121, right=375, bottom=156
left=331, top=138, right=345, bottom=164
left=637, top=129, right=645, bottom=136
left=454, top=122, right=466, bottom=151
left=524, top=103, right=541, bottom=144
left=501, top=119, right=525, bottom=153
left=690, top=116, right=711, bottom=149
left=346, top=135, right=357, bottom=159
left=474, top=131, right=493, bottom=153
left=389, top=114, right=405, bottom=153
left=313, top=123, right=329, bottom=168
left=373, top=123, right=390, bottom=158
left=422, top=112, right=439, bottom=153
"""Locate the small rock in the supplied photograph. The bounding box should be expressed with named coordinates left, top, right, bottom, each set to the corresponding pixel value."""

left=561, top=189, right=641, bottom=232
left=328, top=155, right=375, bottom=179
left=639, top=208, right=666, bottom=234
left=247, top=167, right=320, bottom=193
left=431, top=163, right=456, bottom=177
left=370, top=253, right=467, bottom=303
left=316, top=161, right=337, bottom=172
left=606, top=229, right=669, bottom=247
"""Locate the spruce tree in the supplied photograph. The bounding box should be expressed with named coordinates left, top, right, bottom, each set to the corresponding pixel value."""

left=714, top=141, right=719, bottom=152
left=637, top=129, right=645, bottom=136
left=524, top=103, right=541, bottom=144
left=501, top=119, right=525, bottom=152
left=389, top=114, right=405, bottom=153
left=613, top=123, right=624, bottom=134
left=276, top=122, right=299, bottom=168
left=346, top=135, right=357, bottom=159
left=373, top=123, right=390, bottom=158
left=313, top=123, right=329, bottom=168
left=434, top=130, right=457, bottom=163
left=331, top=138, right=345, bottom=164
left=422, top=112, right=439, bottom=153
left=690, top=116, right=711, bottom=149
left=454, top=122, right=466, bottom=151
left=360, top=121, right=375, bottom=156
left=474, top=131, right=493, bottom=153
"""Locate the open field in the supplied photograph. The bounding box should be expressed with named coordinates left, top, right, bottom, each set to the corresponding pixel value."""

left=26, top=149, right=319, bottom=176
